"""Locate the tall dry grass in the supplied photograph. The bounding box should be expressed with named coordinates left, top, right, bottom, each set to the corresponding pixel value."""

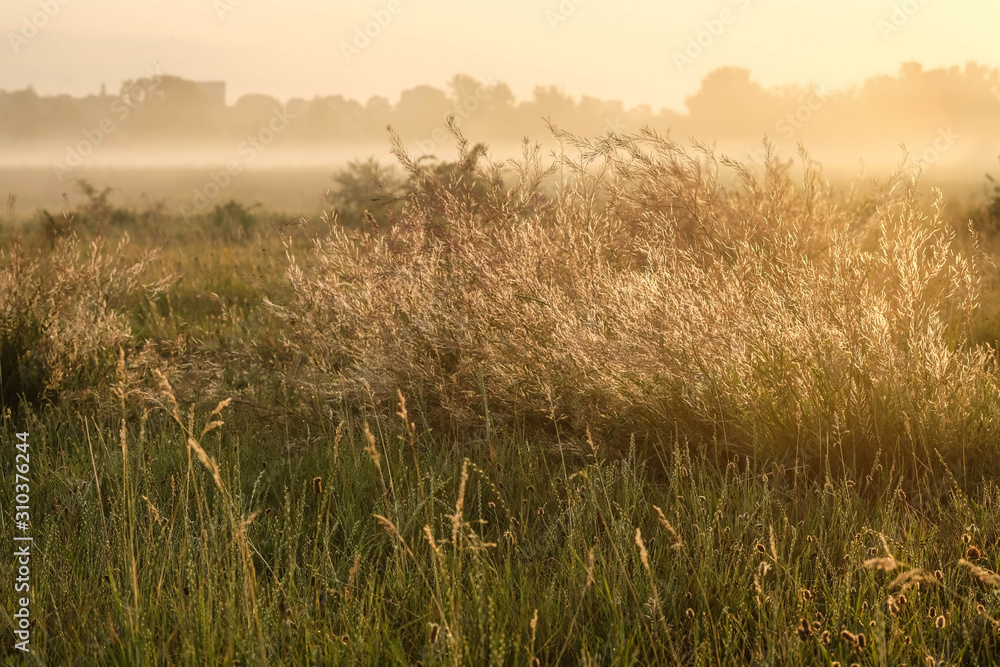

left=271, top=124, right=999, bottom=473
left=0, top=229, right=169, bottom=410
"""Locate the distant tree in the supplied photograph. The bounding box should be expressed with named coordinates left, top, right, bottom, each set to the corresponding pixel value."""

left=365, top=95, right=393, bottom=134
left=577, top=95, right=627, bottom=135
left=118, top=75, right=224, bottom=141
left=293, top=95, right=366, bottom=142
left=445, top=74, right=515, bottom=136
left=987, top=159, right=1000, bottom=227
left=395, top=85, right=451, bottom=137
left=0, top=88, right=42, bottom=139
left=325, top=158, right=407, bottom=228
left=74, top=180, right=132, bottom=229
left=448, top=74, right=483, bottom=105
left=209, top=200, right=260, bottom=239
left=530, top=85, right=576, bottom=119
left=232, top=94, right=281, bottom=117
left=684, top=66, right=777, bottom=137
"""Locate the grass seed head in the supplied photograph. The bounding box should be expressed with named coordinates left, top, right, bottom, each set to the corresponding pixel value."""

left=635, top=529, right=650, bottom=572
left=863, top=557, right=899, bottom=571
left=887, top=595, right=900, bottom=616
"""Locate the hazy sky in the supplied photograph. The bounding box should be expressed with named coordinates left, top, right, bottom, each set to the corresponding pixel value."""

left=2, top=0, right=999, bottom=111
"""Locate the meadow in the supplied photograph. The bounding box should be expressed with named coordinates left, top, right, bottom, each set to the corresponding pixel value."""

left=2, top=126, right=1000, bottom=665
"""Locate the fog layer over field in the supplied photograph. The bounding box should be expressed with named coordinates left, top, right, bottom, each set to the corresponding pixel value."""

left=2, top=64, right=999, bottom=215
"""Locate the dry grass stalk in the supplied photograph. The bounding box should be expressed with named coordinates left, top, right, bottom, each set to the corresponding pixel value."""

left=889, top=568, right=937, bottom=594
left=959, top=558, right=1000, bottom=586
left=653, top=505, right=684, bottom=550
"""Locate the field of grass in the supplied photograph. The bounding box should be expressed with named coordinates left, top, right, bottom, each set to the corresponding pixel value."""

left=2, top=129, right=1000, bottom=665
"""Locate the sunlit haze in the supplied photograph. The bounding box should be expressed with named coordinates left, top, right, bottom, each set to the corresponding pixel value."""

left=3, top=0, right=999, bottom=109
left=3, top=0, right=1000, bottom=212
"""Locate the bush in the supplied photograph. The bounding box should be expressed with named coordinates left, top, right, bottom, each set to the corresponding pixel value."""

left=29, top=180, right=172, bottom=244
left=325, top=157, right=407, bottom=228
left=0, top=233, right=169, bottom=412
left=271, top=127, right=1000, bottom=474
left=986, top=159, right=1000, bottom=231
left=0, top=311, right=47, bottom=412
left=209, top=200, right=261, bottom=240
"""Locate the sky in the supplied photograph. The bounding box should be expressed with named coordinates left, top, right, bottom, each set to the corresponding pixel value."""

left=2, top=0, right=1000, bottom=111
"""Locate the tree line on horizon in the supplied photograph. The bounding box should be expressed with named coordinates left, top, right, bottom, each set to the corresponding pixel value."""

left=1, top=62, right=999, bottom=161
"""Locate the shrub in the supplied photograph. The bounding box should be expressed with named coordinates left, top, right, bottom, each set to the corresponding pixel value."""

left=0, top=233, right=170, bottom=412
left=29, top=181, right=173, bottom=244
left=985, top=158, right=1000, bottom=232
left=271, top=126, right=1000, bottom=474
left=325, top=157, right=407, bottom=229
left=209, top=200, right=261, bottom=240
